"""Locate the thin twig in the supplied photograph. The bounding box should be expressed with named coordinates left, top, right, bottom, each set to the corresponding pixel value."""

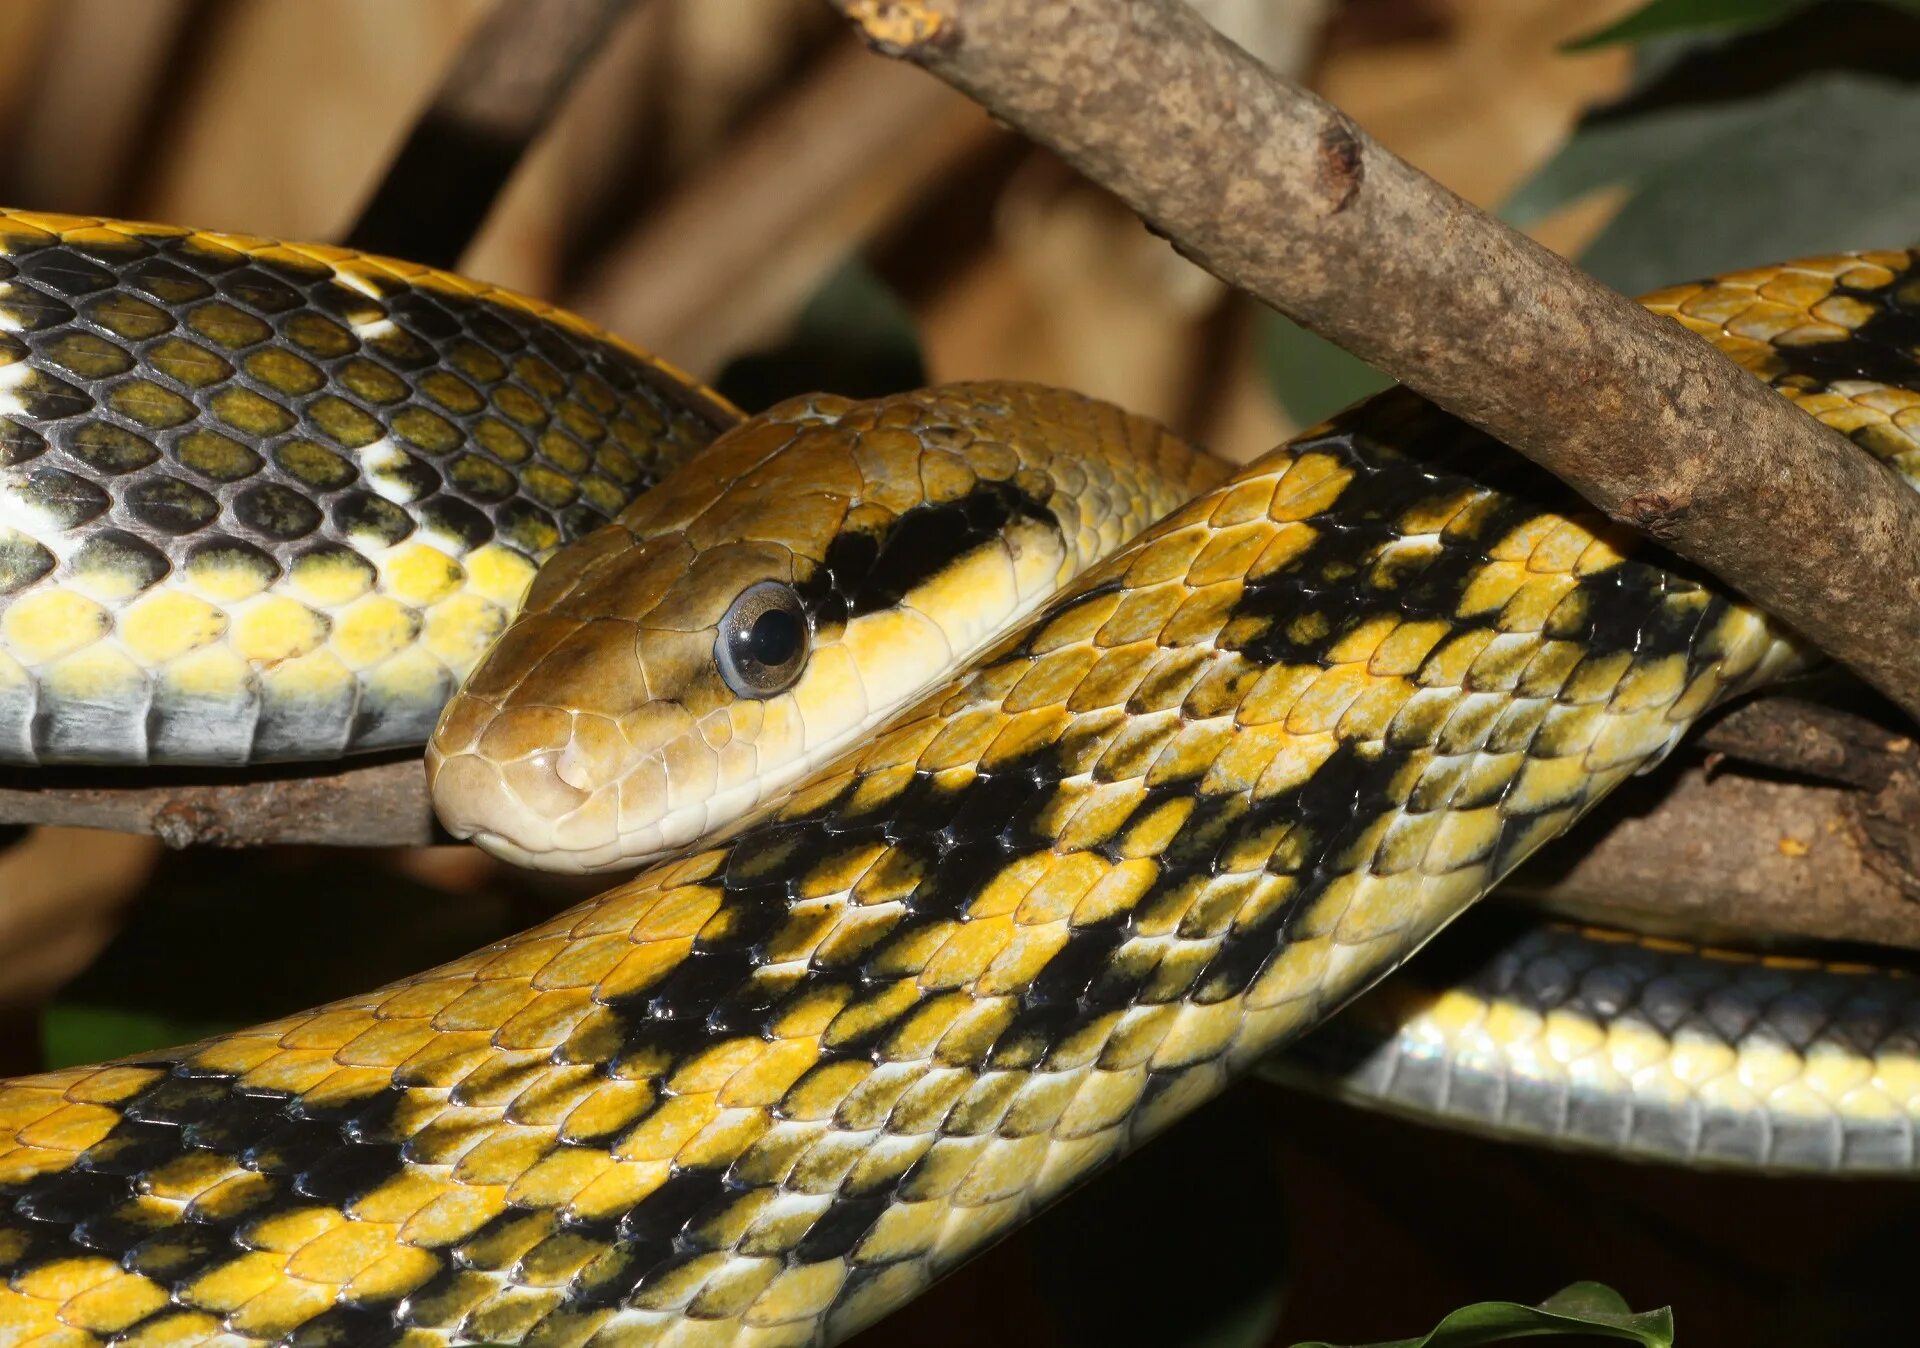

left=824, top=0, right=1920, bottom=722
left=6, top=712, right=1920, bottom=951
left=1695, top=696, right=1916, bottom=791
left=344, top=0, right=641, bottom=268
left=0, top=757, right=438, bottom=849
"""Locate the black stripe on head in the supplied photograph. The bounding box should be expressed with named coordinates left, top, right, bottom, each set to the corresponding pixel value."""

left=795, top=480, right=1059, bottom=627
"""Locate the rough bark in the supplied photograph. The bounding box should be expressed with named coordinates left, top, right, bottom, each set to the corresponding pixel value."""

left=0, top=757, right=438, bottom=850
left=1507, top=762, right=1920, bottom=951
left=824, top=0, right=1920, bottom=722
left=10, top=698, right=1920, bottom=950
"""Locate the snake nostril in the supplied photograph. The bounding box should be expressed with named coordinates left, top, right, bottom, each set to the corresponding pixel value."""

left=509, top=752, right=591, bottom=818
left=554, top=740, right=594, bottom=792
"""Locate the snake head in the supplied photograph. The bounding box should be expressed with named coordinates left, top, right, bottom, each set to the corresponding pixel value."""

left=426, top=385, right=1178, bottom=873
left=427, top=520, right=797, bottom=871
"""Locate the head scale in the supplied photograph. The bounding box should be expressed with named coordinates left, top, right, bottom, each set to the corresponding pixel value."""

left=428, top=383, right=1216, bottom=872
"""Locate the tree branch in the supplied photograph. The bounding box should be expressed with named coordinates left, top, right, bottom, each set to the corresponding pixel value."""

left=1695, top=696, right=1916, bottom=791
left=6, top=696, right=1920, bottom=951
left=16, top=0, right=1920, bottom=963
left=0, top=757, right=437, bottom=849
left=1506, top=757, right=1920, bottom=950
left=824, top=0, right=1920, bottom=723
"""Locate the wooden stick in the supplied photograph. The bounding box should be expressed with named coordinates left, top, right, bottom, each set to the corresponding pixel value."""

left=823, top=0, right=1920, bottom=722
left=0, top=757, right=439, bottom=850
left=1506, top=761, right=1920, bottom=951
left=7, top=705, right=1920, bottom=951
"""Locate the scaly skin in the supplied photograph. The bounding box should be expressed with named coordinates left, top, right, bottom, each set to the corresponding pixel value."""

left=435, top=254, right=1920, bottom=1175
left=428, top=382, right=1229, bottom=871
left=0, top=246, right=1917, bottom=1346
left=1275, top=909, right=1920, bottom=1174
left=0, top=209, right=734, bottom=764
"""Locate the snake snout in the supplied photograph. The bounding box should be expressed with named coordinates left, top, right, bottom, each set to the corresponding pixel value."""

left=428, top=697, right=633, bottom=872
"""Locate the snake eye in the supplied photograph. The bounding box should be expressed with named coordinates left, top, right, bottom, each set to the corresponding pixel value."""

left=716, top=580, right=810, bottom=698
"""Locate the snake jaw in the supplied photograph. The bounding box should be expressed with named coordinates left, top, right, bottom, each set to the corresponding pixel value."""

left=428, top=751, right=639, bottom=874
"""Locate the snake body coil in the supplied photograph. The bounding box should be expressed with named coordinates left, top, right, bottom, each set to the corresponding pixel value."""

left=1276, top=910, right=1920, bottom=1172
left=0, top=210, right=732, bottom=765
left=2, top=217, right=1920, bottom=1347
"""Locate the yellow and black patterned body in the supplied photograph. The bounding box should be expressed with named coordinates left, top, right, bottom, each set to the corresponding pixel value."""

left=0, top=250, right=1918, bottom=1348
left=430, top=383, right=1226, bottom=872
left=1276, top=909, right=1920, bottom=1173
left=0, top=211, right=734, bottom=764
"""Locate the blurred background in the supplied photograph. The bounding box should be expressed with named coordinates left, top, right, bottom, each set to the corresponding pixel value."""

left=1, top=0, right=1918, bottom=1342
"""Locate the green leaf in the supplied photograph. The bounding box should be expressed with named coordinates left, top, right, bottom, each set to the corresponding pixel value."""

left=1503, top=95, right=1765, bottom=227
left=1254, top=309, right=1391, bottom=429
left=1570, top=0, right=1920, bottom=49
left=42, top=1004, right=240, bottom=1069
left=1564, top=0, right=1817, bottom=50
left=715, top=255, right=926, bottom=413
left=1288, top=1281, right=1674, bottom=1348
left=1507, top=73, right=1920, bottom=295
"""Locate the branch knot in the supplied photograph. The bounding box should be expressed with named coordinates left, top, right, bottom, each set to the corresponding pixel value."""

left=1620, top=489, right=1692, bottom=541
left=1315, top=113, right=1364, bottom=214
left=845, top=1, right=958, bottom=57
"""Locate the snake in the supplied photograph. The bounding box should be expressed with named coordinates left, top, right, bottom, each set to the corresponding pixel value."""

left=0, top=208, right=1917, bottom=1346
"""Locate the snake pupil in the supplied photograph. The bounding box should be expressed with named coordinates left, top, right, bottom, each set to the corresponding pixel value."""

left=715, top=579, right=811, bottom=697
left=743, top=607, right=801, bottom=667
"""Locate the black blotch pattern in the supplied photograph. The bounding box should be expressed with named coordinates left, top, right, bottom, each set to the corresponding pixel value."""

left=0, top=534, right=51, bottom=600
left=23, top=466, right=111, bottom=529
left=0, top=420, right=46, bottom=465
left=374, top=450, right=442, bottom=503
left=1761, top=257, right=1920, bottom=390
left=66, top=421, right=159, bottom=475
left=123, top=475, right=217, bottom=534
left=235, top=481, right=324, bottom=540
left=416, top=495, right=495, bottom=551
left=332, top=490, right=414, bottom=548
left=284, top=1304, right=397, bottom=1348
left=5, top=247, right=1908, bottom=1340
left=20, top=250, right=116, bottom=297
left=0, top=1067, right=425, bottom=1347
